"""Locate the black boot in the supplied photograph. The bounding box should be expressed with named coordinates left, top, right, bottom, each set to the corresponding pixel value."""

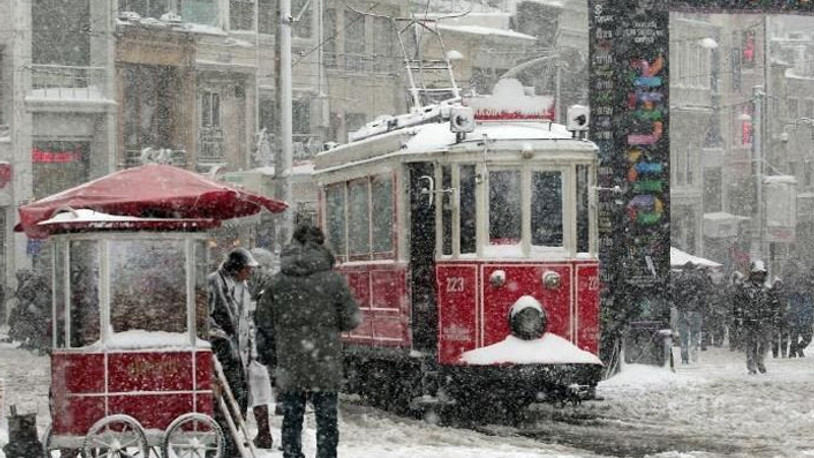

left=252, top=405, right=274, bottom=449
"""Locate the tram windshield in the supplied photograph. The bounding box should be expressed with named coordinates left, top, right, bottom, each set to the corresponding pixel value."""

left=440, top=162, right=594, bottom=259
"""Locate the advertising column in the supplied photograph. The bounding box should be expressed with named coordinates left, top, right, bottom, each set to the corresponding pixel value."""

left=590, top=0, right=670, bottom=365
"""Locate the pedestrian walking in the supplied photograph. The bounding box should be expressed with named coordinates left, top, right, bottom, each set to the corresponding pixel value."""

left=734, top=260, right=779, bottom=374
left=771, top=277, right=790, bottom=358
left=672, top=263, right=704, bottom=364
left=208, top=247, right=260, bottom=457
left=256, top=223, right=362, bottom=458
left=786, top=262, right=813, bottom=358
left=729, top=271, right=746, bottom=351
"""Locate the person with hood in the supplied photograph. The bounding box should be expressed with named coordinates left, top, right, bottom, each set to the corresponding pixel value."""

left=734, top=260, right=779, bottom=374
left=208, top=247, right=260, bottom=457
left=256, top=223, right=362, bottom=458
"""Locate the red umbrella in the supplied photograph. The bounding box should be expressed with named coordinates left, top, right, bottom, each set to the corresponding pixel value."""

left=16, top=164, right=288, bottom=238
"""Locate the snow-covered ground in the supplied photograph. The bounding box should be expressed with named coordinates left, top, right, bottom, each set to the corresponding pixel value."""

left=1, top=327, right=813, bottom=458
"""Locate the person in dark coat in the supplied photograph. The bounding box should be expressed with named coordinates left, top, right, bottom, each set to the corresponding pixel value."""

left=256, top=223, right=362, bottom=458
left=734, top=260, right=779, bottom=374
left=786, top=263, right=814, bottom=358
left=672, top=263, right=704, bottom=364
left=729, top=271, right=746, bottom=351
left=208, top=247, right=260, bottom=457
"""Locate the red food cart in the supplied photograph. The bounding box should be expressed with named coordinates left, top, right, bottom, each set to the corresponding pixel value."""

left=14, top=164, right=287, bottom=458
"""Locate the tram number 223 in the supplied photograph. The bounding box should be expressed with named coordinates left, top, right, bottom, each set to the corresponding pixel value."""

left=446, top=277, right=466, bottom=293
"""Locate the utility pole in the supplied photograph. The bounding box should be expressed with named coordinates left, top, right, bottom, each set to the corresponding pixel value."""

left=279, top=0, right=294, bottom=241
left=753, top=85, right=765, bottom=261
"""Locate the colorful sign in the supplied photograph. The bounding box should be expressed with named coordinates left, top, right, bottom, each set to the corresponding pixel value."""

left=590, top=0, right=670, bottom=348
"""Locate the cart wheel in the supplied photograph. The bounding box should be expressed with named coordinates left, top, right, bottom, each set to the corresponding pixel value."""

left=161, top=413, right=223, bottom=458
left=82, top=414, right=149, bottom=458
left=42, top=425, right=81, bottom=458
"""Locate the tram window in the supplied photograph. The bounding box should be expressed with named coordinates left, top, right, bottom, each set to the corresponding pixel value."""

left=326, top=184, right=346, bottom=257
left=576, top=165, right=590, bottom=253
left=460, top=165, right=477, bottom=254
left=348, top=180, right=370, bottom=256
left=109, top=240, right=187, bottom=334
left=441, top=165, right=452, bottom=255
left=54, top=242, right=66, bottom=348
left=372, top=175, right=393, bottom=253
left=69, top=240, right=100, bottom=347
left=489, top=170, right=522, bottom=244
left=195, top=240, right=209, bottom=341
left=531, top=171, right=563, bottom=247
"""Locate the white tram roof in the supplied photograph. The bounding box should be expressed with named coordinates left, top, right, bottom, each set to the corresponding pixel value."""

left=314, top=118, right=597, bottom=174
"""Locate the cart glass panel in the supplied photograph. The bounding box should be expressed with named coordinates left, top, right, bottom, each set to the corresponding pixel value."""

left=195, top=239, right=209, bottom=340
left=69, top=240, right=100, bottom=347
left=54, top=241, right=66, bottom=348
left=109, top=239, right=187, bottom=334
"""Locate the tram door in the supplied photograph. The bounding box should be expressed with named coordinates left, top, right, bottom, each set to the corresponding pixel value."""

left=408, top=162, right=437, bottom=352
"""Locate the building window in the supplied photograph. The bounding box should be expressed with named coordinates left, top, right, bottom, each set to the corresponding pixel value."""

left=180, top=0, right=220, bottom=26
left=787, top=98, right=799, bottom=120
left=344, top=9, right=365, bottom=55
left=0, top=50, right=4, bottom=126
left=119, top=0, right=171, bottom=19
left=344, top=112, right=367, bottom=140
left=292, top=0, right=312, bottom=38
left=201, top=91, right=221, bottom=128
left=32, top=141, right=90, bottom=199
left=33, top=0, right=90, bottom=66
left=230, top=0, right=255, bottom=31
left=323, top=8, right=337, bottom=64
left=258, top=0, right=274, bottom=34
left=704, top=168, right=722, bottom=213
left=123, top=65, right=180, bottom=164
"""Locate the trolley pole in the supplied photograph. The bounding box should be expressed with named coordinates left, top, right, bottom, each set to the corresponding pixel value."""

left=279, top=0, right=294, bottom=242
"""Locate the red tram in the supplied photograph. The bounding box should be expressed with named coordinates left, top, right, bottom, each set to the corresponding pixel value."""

left=314, top=81, right=604, bottom=420
left=14, top=164, right=286, bottom=457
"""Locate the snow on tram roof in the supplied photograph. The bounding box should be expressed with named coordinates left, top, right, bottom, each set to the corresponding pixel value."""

left=404, top=119, right=580, bottom=153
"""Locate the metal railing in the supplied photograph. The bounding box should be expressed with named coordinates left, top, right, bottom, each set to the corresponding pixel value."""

left=322, top=52, right=400, bottom=75
left=124, top=148, right=187, bottom=168
left=29, top=65, right=108, bottom=100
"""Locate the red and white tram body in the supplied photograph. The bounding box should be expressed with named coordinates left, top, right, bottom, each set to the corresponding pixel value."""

left=314, top=94, right=603, bottom=416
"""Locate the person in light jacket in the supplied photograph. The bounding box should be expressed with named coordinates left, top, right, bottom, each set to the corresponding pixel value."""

left=256, top=223, right=362, bottom=458
left=208, top=247, right=259, bottom=457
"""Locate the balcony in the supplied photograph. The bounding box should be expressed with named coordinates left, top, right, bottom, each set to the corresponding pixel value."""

left=27, top=65, right=114, bottom=112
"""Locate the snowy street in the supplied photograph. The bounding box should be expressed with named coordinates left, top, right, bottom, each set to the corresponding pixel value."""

left=1, top=335, right=813, bottom=458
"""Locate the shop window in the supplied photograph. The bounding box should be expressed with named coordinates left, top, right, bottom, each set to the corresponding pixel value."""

left=326, top=184, right=346, bottom=257
left=489, top=170, right=522, bottom=245
left=32, top=141, right=90, bottom=199
left=372, top=176, right=393, bottom=253
left=69, top=240, right=100, bottom=348
left=348, top=180, right=370, bottom=256
left=531, top=171, right=563, bottom=247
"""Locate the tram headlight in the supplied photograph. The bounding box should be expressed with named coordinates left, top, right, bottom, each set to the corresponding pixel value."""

left=507, top=296, right=547, bottom=340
